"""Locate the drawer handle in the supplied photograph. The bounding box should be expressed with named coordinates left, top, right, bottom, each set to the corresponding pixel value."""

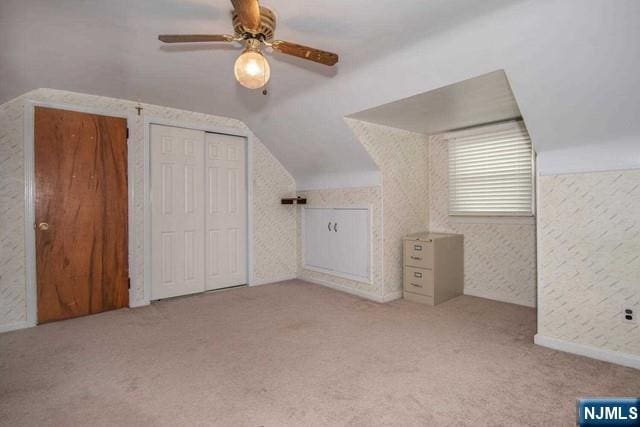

left=414, top=272, right=422, bottom=278
left=413, top=244, right=422, bottom=251
left=410, top=283, right=423, bottom=288
left=410, top=256, right=422, bottom=261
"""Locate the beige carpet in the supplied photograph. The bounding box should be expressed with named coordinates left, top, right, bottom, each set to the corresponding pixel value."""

left=1, top=280, right=638, bottom=426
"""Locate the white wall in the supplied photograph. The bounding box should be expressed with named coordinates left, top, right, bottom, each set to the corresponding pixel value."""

left=0, top=89, right=297, bottom=331
left=537, top=169, right=640, bottom=360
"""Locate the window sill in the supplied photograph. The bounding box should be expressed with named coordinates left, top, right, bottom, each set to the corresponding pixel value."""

left=447, top=215, right=536, bottom=225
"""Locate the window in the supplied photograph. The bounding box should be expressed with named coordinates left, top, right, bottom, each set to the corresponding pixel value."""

left=447, top=120, right=534, bottom=216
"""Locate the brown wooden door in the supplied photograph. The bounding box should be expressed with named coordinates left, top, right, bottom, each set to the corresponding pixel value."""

left=35, top=107, right=129, bottom=323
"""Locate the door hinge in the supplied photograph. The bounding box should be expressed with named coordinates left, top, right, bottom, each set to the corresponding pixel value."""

left=128, top=278, right=131, bottom=289
left=126, top=127, right=130, bottom=139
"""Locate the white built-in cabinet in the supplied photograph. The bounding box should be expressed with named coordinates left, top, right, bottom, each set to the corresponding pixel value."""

left=151, top=124, right=247, bottom=300
left=303, top=207, right=371, bottom=282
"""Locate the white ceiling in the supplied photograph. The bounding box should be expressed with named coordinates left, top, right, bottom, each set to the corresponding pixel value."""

left=1, top=0, right=639, bottom=188
left=347, top=70, right=522, bottom=135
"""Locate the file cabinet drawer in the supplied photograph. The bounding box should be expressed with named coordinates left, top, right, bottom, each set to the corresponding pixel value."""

left=403, top=232, right=463, bottom=306
left=404, top=240, right=433, bottom=269
left=403, top=291, right=434, bottom=305
left=403, top=267, right=434, bottom=296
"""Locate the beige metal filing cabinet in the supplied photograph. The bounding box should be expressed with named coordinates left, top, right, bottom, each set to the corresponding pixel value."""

left=403, top=232, right=463, bottom=305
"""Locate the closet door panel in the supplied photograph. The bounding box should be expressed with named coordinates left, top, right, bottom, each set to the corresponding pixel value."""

left=332, top=209, right=370, bottom=279
left=346, top=209, right=370, bottom=279
left=151, top=125, right=205, bottom=299
left=331, top=209, right=351, bottom=276
left=205, top=132, right=247, bottom=290
left=303, top=208, right=333, bottom=271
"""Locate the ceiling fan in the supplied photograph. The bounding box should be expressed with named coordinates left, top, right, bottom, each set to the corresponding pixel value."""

left=158, top=0, right=339, bottom=89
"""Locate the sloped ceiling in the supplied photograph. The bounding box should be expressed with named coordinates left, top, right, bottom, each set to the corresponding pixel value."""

left=1, top=0, right=639, bottom=188
left=346, top=70, right=522, bottom=136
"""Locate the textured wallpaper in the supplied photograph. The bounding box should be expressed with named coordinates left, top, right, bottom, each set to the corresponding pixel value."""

left=297, top=186, right=383, bottom=300
left=252, top=141, right=297, bottom=284
left=346, top=120, right=430, bottom=299
left=0, top=89, right=296, bottom=329
left=429, top=134, right=537, bottom=307
left=0, top=94, right=26, bottom=327
left=295, top=120, right=429, bottom=302
left=538, top=170, right=640, bottom=356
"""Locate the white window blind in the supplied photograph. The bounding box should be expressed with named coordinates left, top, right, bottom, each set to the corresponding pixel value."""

left=447, top=120, right=534, bottom=216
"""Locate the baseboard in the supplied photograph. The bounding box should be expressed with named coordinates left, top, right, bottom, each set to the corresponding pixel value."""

left=250, top=275, right=297, bottom=287
left=0, top=321, right=33, bottom=334
left=301, top=276, right=384, bottom=303
left=534, top=334, right=640, bottom=370
left=129, top=299, right=150, bottom=308
left=382, top=291, right=403, bottom=303
left=463, top=289, right=536, bottom=308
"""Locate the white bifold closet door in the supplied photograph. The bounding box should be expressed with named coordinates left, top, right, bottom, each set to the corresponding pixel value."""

left=151, top=124, right=247, bottom=300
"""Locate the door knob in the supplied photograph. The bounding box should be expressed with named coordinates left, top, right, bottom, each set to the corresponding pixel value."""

left=38, top=222, right=49, bottom=231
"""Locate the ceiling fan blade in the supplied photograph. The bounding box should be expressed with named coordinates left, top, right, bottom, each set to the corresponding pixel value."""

left=271, top=41, right=339, bottom=66
left=158, top=34, right=234, bottom=43
left=230, top=0, right=261, bottom=33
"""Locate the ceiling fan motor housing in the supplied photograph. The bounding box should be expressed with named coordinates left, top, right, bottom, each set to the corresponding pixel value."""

left=233, top=6, right=276, bottom=40
left=158, top=1, right=338, bottom=67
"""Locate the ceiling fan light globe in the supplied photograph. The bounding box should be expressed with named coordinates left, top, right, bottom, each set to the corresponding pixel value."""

left=234, top=50, right=270, bottom=89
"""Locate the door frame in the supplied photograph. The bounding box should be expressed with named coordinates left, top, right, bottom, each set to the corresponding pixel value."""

left=23, top=100, right=136, bottom=327
left=143, top=117, right=254, bottom=302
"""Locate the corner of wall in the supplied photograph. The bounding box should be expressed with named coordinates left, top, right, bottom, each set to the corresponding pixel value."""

left=249, top=131, right=298, bottom=285
left=346, top=118, right=430, bottom=299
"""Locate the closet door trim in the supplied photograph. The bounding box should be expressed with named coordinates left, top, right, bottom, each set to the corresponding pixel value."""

left=143, top=117, right=254, bottom=304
